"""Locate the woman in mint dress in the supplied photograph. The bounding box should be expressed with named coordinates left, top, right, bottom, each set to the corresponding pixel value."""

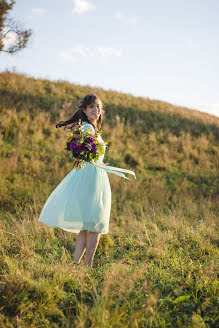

left=38, top=93, right=136, bottom=268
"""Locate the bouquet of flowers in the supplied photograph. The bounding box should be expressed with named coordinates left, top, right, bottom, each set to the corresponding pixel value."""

left=65, top=123, right=108, bottom=170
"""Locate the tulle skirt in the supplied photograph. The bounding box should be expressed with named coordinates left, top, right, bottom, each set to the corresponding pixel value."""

left=38, top=161, right=111, bottom=234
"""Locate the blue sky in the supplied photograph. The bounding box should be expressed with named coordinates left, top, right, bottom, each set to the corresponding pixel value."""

left=1, top=0, right=219, bottom=117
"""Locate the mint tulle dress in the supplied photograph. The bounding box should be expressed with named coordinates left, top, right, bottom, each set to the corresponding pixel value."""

left=38, top=121, right=136, bottom=234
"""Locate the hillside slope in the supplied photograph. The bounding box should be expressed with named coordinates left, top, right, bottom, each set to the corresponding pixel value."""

left=0, top=71, right=218, bottom=327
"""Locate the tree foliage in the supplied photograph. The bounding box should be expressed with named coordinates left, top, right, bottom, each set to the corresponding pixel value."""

left=0, top=0, right=32, bottom=54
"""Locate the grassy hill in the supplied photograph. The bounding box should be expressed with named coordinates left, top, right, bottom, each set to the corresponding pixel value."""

left=0, top=71, right=218, bottom=327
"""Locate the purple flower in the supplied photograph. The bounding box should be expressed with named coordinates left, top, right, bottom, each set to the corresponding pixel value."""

left=81, top=144, right=88, bottom=152
left=70, top=140, right=76, bottom=150
left=91, top=143, right=97, bottom=153
left=88, top=136, right=94, bottom=143
left=74, top=145, right=81, bottom=153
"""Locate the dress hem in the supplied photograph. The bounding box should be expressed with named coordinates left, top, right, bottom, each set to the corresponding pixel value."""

left=38, top=220, right=109, bottom=234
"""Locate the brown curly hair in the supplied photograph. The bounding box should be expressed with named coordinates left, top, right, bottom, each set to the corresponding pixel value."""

left=56, top=93, right=105, bottom=132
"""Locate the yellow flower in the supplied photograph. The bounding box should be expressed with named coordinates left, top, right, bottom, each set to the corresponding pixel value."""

left=67, top=135, right=73, bottom=142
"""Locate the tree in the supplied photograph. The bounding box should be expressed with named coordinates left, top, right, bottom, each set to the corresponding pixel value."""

left=0, top=0, right=32, bottom=54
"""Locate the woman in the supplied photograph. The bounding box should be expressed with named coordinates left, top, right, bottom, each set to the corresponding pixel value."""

left=38, top=93, right=136, bottom=268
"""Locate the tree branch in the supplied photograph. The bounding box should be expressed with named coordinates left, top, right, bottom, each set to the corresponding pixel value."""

left=1, top=29, right=14, bottom=40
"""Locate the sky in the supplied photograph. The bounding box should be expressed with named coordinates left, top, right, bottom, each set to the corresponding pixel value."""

left=1, top=0, right=219, bottom=117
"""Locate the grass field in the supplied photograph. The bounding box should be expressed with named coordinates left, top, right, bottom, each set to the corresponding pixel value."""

left=0, top=71, right=218, bottom=327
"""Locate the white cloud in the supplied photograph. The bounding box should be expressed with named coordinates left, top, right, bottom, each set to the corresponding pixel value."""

left=1, top=27, right=18, bottom=48
left=60, top=45, right=93, bottom=62
left=32, top=8, right=48, bottom=15
left=60, top=51, right=78, bottom=63
left=113, top=11, right=124, bottom=21
left=188, top=39, right=194, bottom=47
left=187, top=39, right=198, bottom=50
left=60, top=45, right=123, bottom=63
left=72, top=0, right=96, bottom=15
left=127, top=16, right=138, bottom=24
left=96, top=46, right=122, bottom=58
left=114, top=10, right=138, bottom=24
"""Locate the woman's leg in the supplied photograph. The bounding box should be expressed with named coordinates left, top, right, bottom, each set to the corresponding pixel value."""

left=85, top=231, right=101, bottom=267
left=74, top=230, right=87, bottom=264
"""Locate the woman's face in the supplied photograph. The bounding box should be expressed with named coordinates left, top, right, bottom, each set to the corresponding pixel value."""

left=83, top=99, right=102, bottom=122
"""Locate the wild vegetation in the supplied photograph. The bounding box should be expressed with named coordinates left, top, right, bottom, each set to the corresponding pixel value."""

left=0, top=71, right=218, bottom=327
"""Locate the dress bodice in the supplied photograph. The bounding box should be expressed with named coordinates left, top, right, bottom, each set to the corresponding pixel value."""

left=81, top=121, right=106, bottom=163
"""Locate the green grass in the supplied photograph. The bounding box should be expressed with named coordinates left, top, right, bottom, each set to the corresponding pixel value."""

left=0, top=71, right=218, bottom=327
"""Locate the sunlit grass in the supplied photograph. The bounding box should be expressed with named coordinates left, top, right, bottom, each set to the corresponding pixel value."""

left=0, top=71, right=218, bottom=327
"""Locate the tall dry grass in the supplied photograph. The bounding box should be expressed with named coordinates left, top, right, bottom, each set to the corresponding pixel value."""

left=0, top=71, right=218, bottom=327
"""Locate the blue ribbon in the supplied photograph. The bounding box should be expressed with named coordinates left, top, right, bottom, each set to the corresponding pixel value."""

left=88, top=162, right=136, bottom=180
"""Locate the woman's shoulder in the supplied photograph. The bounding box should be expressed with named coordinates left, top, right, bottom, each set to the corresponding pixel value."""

left=82, top=121, right=94, bottom=129
left=82, top=121, right=92, bottom=127
left=81, top=121, right=95, bottom=133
